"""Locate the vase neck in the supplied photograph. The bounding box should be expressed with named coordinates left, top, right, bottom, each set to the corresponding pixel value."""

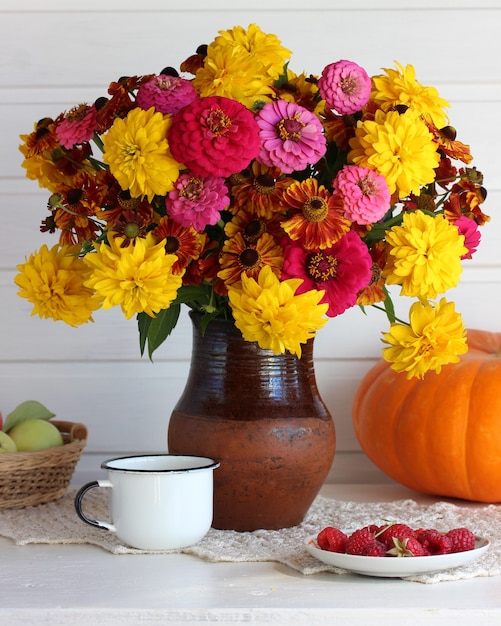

left=177, top=312, right=325, bottom=419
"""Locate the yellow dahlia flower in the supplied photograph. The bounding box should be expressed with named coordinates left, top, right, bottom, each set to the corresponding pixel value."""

left=348, top=109, right=440, bottom=199
left=15, top=244, right=98, bottom=326
left=193, top=43, right=274, bottom=108
left=214, top=23, right=291, bottom=80
left=83, top=233, right=183, bottom=319
left=382, top=298, right=467, bottom=379
left=228, top=265, right=328, bottom=357
left=371, top=62, right=450, bottom=129
left=384, top=211, right=467, bottom=299
left=102, top=107, right=182, bottom=202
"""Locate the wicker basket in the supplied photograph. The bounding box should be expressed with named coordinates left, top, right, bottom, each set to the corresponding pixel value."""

left=0, top=420, right=87, bottom=510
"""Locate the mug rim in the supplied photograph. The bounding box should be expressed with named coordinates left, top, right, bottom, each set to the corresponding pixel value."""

left=101, top=453, right=220, bottom=473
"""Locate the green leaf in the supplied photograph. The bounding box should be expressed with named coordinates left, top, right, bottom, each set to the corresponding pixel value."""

left=3, top=400, right=55, bottom=433
left=146, top=304, right=181, bottom=360
left=174, top=285, right=206, bottom=304
left=137, top=312, right=153, bottom=356
left=382, top=287, right=397, bottom=323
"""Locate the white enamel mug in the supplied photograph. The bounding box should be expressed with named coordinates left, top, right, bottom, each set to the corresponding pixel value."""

left=74, top=454, right=220, bottom=550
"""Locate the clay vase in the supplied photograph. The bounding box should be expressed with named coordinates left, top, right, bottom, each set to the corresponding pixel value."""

left=167, top=311, right=336, bottom=531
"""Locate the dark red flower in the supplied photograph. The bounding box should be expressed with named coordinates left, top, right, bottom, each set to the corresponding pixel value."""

left=168, top=96, right=260, bottom=177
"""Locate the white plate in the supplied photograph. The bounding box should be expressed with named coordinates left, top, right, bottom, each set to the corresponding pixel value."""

left=305, top=535, right=490, bottom=578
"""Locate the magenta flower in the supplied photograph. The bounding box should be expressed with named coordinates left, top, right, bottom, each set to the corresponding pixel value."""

left=281, top=230, right=372, bottom=317
left=255, top=100, right=326, bottom=174
left=334, top=165, right=390, bottom=224
left=166, top=171, right=230, bottom=231
left=168, top=96, right=260, bottom=177
left=455, top=215, right=481, bottom=259
left=136, top=75, right=198, bottom=116
left=318, top=60, right=372, bottom=115
left=56, top=104, right=98, bottom=149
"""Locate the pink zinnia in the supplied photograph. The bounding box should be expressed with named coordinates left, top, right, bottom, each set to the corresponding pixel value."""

left=56, top=104, right=98, bottom=149
left=166, top=171, right=230, bottom=231
left=318, top=60, right=371, bottom=115
left=136, top=75, right=198, bottom=116
left=168, top=96, right=260, bottom=177
left=455, top=215, right=481, bottom=259
left=334, top=165, right=391, bottom=224
left=255, top=100, right=326, bottom=174
left=281, top=230, right=372, bottom=317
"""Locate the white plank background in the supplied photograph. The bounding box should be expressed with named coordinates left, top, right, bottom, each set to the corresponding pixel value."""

left=1, top=1, right=500, bottom=484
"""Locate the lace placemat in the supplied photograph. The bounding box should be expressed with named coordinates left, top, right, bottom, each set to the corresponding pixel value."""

left=1, top=487, right=499, bottom=584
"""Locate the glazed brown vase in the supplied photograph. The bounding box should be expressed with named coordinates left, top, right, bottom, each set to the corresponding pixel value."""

left=167, top=311, right=336, bottom=531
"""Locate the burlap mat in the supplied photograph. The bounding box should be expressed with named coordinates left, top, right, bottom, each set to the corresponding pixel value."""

left=0, top=487, right=499, bottom=583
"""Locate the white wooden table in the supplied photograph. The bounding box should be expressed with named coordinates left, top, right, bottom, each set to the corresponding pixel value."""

left=1, top=483, right=500, bottom=626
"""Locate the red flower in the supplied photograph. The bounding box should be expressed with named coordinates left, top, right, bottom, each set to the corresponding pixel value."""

left=168, top=96, right=260, bottom=177
left=281, top=230, right=372, bottom=317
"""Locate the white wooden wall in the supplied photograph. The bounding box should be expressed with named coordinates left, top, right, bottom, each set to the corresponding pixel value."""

left=1, top=0, right=500, bottom=484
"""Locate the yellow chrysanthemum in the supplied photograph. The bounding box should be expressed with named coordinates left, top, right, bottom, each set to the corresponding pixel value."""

left=371, top=62, right=450, bottom=128
left=14, top=244, right=98, bottom=326
left=214, top=23, right=291, bottom=80
left=383, top=211, right=467, bottom=299
left=382, top=298, right=467, bottom=379
left=348, top=109, right=440, bottom=199
left=102, top=107, right=182, bottom=202
left=193, top=43, right=274, bottom=108
left=228, top=265, right=328, bottom=357
left=83, top=233, right=183, bottom=319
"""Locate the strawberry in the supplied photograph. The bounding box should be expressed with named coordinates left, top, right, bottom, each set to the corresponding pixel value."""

left=317, top=526, right=348, bottom=553
left=446, top=527, right=476, bottom=552
left=417, top=529, right=452, bottom=555
left=346, top=527, right=375, bottom=555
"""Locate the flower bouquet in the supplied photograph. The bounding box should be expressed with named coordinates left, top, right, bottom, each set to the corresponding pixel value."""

left=17, top=24, right=488, bottom=379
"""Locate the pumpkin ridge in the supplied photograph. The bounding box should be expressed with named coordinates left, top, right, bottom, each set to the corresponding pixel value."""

left=462, top=356, right=485, bottom=501
left=464, top=355, right=501, bottom=501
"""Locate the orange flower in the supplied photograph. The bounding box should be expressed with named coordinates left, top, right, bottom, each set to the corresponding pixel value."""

left=272, top=71, right=323, bottom=114
left=182, top=236, right=227, bottom=296
left=152, top=216, right=204, bottom=274
left=229, top=161, right=294, bottom=219
left=224, top=207, right=285, bottom=244
left=356, top=241, right=388, bottom=305
left=218, top=232, right=283, bottom=286
left=95, top=75, right=149, bottom=133
left=320, top=107, right=358, bottom=151
left=51, top=170, right=111, bottom=244
left=96, top=197, right=155, bottom=233
left=443, top=168, right=489, bottom=226
left=281, top=178, right=351, bottom=250
left=423, top=119, right=473, bottom=164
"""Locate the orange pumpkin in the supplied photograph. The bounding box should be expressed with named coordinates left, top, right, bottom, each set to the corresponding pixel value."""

left=352, top=329, right=501, bottom=503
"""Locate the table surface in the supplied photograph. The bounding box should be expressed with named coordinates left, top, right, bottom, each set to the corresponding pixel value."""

left=1, top=483, right=500, bottom=626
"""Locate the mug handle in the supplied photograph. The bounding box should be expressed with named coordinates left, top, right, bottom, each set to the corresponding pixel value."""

left=74, top=480, right=116, bottom=532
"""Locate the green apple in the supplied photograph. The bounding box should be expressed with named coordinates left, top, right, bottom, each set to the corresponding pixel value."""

left=0, top=430, right=17, bottom=453
left=8, top=419, right=63, bottom=451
